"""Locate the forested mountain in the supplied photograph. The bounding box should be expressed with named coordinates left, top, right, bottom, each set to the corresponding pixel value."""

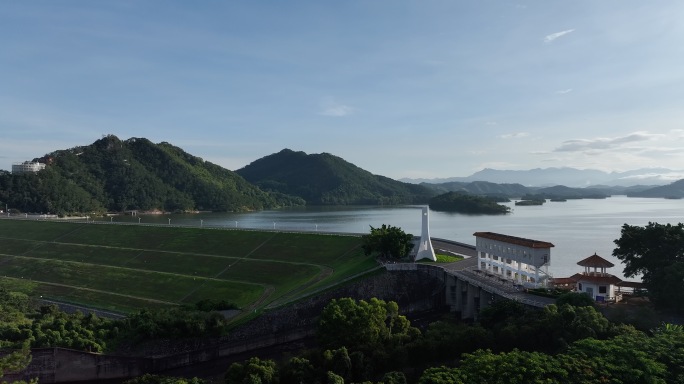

left=422, top=180, right=530, bottom=197
left=529, top=185, right=609, bottom=199
left=236, top=149, right=436, bottom=205
left=626, top=179, right=684, bottom=198
left=423, top=180, right=617, bottom=200
left=0, top=135, right=304, bottom=215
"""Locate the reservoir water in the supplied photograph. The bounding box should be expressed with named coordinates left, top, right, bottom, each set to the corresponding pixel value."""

left=108, top=196, right=683, bottom=281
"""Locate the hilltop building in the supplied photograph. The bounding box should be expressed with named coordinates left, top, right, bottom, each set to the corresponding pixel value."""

left=570, top=253, right=622, bottom=301
left=12, top=161, right=46, bottom=174
left=474, top=232, right=554, bottom=288
left=415, top=206, right=436, bottom=261
left=550, top=253, right=644, bottom=302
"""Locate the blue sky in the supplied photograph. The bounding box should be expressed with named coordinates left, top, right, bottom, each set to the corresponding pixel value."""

left=2, top=1, right=684, bottom=180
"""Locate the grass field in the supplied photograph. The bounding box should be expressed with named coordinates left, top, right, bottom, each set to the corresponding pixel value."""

left=0, top=219, right=376, bottom=314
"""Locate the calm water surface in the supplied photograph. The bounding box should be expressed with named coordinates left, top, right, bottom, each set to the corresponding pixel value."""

left=109, top=196, right=683, bottom=280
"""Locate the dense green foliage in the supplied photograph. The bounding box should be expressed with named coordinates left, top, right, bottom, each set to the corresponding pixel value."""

left=613, top=222, right=684, bottom=313
left=317, top=298, right=418, bottom=351
left=0, top=289, right=33, bottom=381
left=361, top=224, right=415, bottom=259
left=0, top=298, right=112, bottom=355
left=0, top=288, right=232, bottom=361
left=223, top=297, right=684, bottom=384
left=428, top=192, right=510, bottom=214
left=236, top=149, right=436, bottom=205
left=120, top=307, right=228, bottom=343
left=0, top=135, right=304, bottom=215
left=225, top=357, right=279, bottom=384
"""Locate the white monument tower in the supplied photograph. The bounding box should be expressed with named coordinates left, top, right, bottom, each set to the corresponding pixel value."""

left=415, top=206, right=436, bottom=261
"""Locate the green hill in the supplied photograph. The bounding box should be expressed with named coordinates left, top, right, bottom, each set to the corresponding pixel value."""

left=428, top=191, right=510, bottom=214
left=627, top=179, right=684, bottom=199
left=236, top=149, right=437, bottom=205
left=0, top=135, right=304, bottom=215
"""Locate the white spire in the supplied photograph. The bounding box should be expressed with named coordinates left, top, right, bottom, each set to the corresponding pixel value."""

left=415, top=206, right=436, bottom=261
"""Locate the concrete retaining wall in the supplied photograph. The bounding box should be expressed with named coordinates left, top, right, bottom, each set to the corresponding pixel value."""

left=6, top=269, right=445, bottom=383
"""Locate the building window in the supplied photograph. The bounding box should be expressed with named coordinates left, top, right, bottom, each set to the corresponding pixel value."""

left=599, top=286, right=607, bottom=294
left=578, top=283, right=583, bottom=291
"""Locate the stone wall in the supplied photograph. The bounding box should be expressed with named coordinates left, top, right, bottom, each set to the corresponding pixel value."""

left=223, top=268, right=446, bottom=343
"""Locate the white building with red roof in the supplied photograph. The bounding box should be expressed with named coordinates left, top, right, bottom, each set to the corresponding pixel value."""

left=473, top=232, right=554, bottom=288
left=569, top=253, right=623, bottom=302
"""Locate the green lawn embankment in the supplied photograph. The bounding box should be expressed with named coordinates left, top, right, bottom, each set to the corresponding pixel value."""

left=0, top=219, right=375, bottom=313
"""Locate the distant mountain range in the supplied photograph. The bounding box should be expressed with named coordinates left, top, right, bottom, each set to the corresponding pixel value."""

left=2, top=138, right=682, bottom=216
left=402, top=167, right=684, bottom=188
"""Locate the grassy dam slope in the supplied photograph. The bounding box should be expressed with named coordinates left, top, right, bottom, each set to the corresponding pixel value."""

left=0, top=219, right=375, bottom=313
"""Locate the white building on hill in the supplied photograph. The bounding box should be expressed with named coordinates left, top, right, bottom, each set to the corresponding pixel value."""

left=12, top=161, right=46, bottom=174
left=474, top=232, right=554, bottom=288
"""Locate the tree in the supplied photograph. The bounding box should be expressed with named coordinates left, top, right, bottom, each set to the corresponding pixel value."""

left=317, top=298, right=417, bottom=351
left=0, top=288, right=33, bottom=383
left=280, top=357, right=318, bottom=384
left=381, top=371, right=407, bottom=384
left=556, top=292, right=595, bottom=307
left=361, top=224, right=414, bottom=260
left=224, top=357, right=278, bottom=384
left=323, top=347, right=352, bottom=382
left=559, top=333, right=668, bottom=384
left=418, top=366, right=464, bottom=384
left=613, top=222, right=684, bottom=312
left=456, top=349, right=567, bottom=384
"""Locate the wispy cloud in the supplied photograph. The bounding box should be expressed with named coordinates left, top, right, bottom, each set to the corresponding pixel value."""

left=319, top=98, right=354, bottom=117
left=554, top=132, right=659, bottom=152
left=499, top=132, right=529, bottom=139
left=670, top=129, right=684, bottom=138
left=544, top=29, right=575, bottom=43
left=555, top=88, right=573, bottom=94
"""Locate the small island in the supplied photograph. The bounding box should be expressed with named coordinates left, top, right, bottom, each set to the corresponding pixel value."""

left=429, top=191, right=510, bottom=214
left=515, top=199, right=545, bottom=206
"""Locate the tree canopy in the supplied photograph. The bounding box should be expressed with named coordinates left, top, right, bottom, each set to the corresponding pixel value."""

left=613, top=222, right=684, bottom=312
left=317, top=298, right=416, bottom=351
left=361, top=224, right=415, bottom=260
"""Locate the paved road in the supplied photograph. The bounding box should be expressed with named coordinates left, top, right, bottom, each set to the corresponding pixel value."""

left=37, top=299, right=127, bottom=319
left=431, top=238, right=477, bottom=258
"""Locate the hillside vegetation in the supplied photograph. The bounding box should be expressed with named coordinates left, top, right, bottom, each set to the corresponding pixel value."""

left=236, top=149, right=436, bottom=205
left=0, top=135, right=304, bottom=215
left=429, top=192, right=510, bottom=214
